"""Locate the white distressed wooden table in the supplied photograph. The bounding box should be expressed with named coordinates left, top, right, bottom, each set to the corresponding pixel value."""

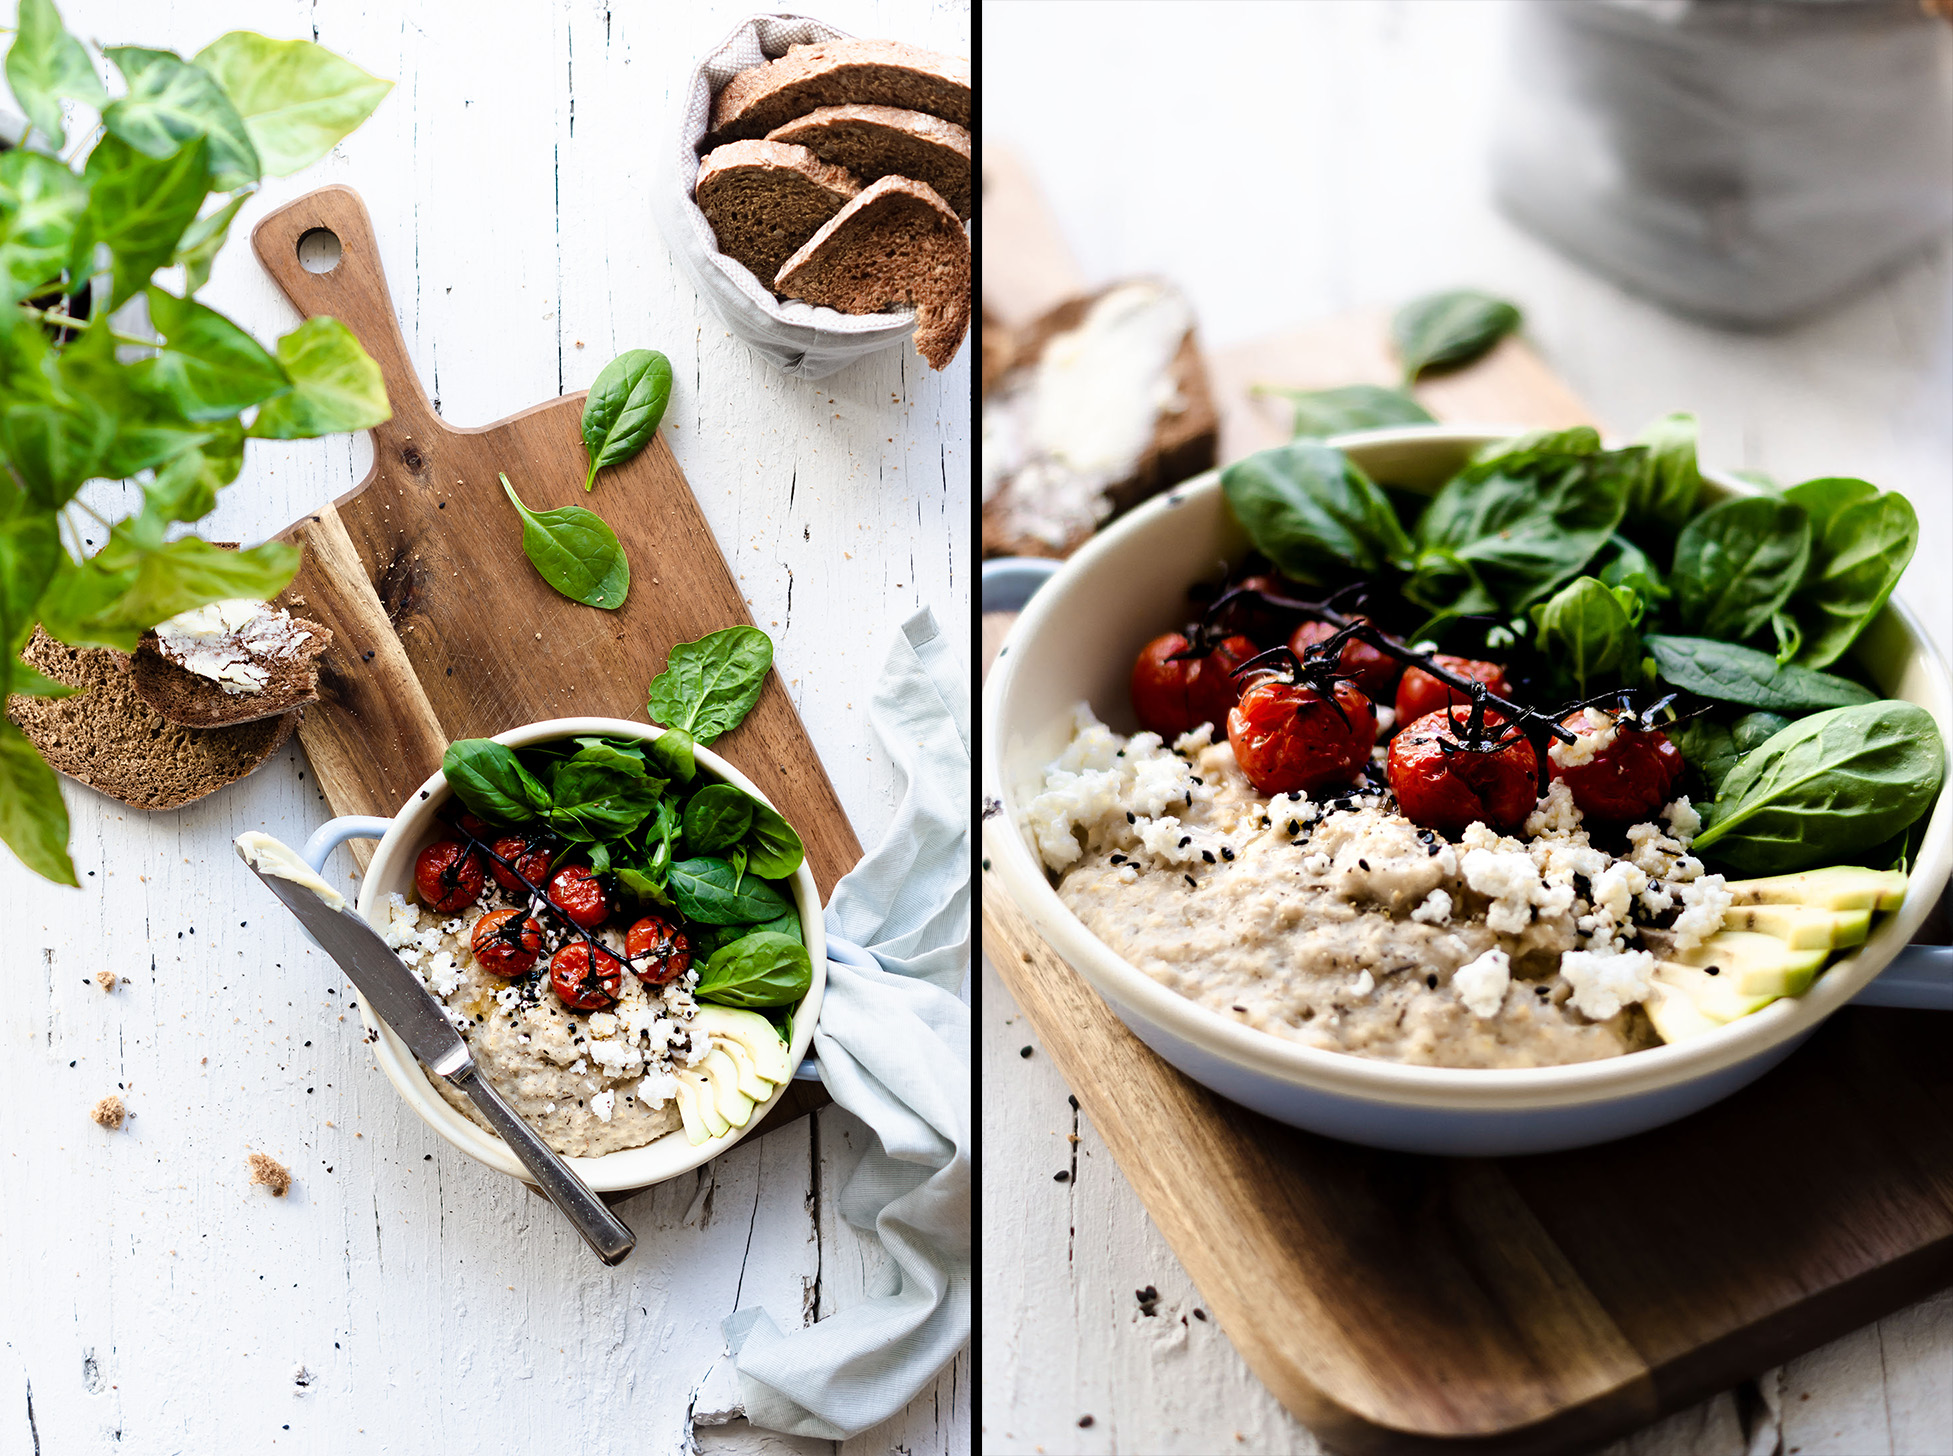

left=982, top=2, right=1953, bottom=1452
left=0, top=3, right=970, bottom=1453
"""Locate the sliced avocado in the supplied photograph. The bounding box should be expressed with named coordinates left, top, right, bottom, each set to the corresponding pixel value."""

left=695, top=1005, right=792, bottom=1084
left=1722, top=866, right=1907, bottom=913
left=681, top=1067, right=731, bottom=1138
left=718, top=1038, right=776, bottom=1102
left=1644, top=979, right=1724, bottom=1045
left=1672, top=930, right=1828, bottom=997
left=1720, top=903, right=1872, bottom=950
left=673, top=1075, right=711, bottom=1146
left=1654, top=961, right=1781, bottom=1023
left=699, top=1048, right=757, bottom=1130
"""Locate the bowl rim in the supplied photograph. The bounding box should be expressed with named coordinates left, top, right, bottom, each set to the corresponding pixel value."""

left=981, top=422, right=1953, bottom=1111
left=354, top=716, right=825, bottom=1191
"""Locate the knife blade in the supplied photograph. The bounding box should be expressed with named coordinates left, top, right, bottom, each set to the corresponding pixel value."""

left=235, top=837, right=635, bottom=1264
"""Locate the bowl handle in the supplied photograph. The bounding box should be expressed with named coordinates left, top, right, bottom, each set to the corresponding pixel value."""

left=301, top=815, right=395, bottom=875
left=1850, top=944, right=1953, bottom=1010
left=980, top=556, right=1062, bottom=614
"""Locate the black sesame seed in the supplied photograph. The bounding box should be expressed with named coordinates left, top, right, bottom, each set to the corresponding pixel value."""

left=1184, top=874, right=1197, bottom=889
left=1178, top=836, right=1191, bottom=848
left=1704, top=965, right=1721, bottom=977
left=1232, top=1005, right=1248, bottom=1013
left=1287, top=819, right=1301, bottom=835
left=1054, top=1170, right=1070, bottom=1183
left=1201, top=850, right=1215, bottom=864
left=1078, top=1415, right=1095, bottom=1428
left=1109, top=854, right=1127, bottom=865
left=1219, top=847, right=1234, bottom=861
left=1193, top=1308, right=1208, bottom=1322
left=1428, top=843, right=1441, bottom=856
left=1126, top=811, right=1136, bottom=824
left=1426, top=974, right=1439, bottom=989
left=1019, top=1046, right=1033, bottom=1058
left=1358, top=858, right=1370, bottom=871
left=1536, top=986, right=1550, bottom=997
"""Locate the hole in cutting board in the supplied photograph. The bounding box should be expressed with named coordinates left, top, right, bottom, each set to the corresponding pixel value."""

left=297, top=228, right=343, bottom=274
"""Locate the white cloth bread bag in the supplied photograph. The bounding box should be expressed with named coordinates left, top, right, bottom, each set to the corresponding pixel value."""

left=655, top=13, right=917, bottom=378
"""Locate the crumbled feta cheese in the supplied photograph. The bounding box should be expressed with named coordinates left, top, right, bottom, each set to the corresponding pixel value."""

left=1671, top=873, right=1732, bottom=951
left=1302, top=852, right=1332, bottom=876
left=1454, top=948, right=1511, bottom=1018
left=590, top=1090, right=615, bottom=1122
left=1026, top=704, right=1207, bottom=869
left=1523, top=779, right=1584, bottom=839
left=587, top=1011, right=619, bottom=1038
left=424, top=950, right=462, bottom=997
left=587, top=1038, right=644, bottom=1076
left=1548, top=708, right=1617, bottom=769
left=567, top=1058, right=587, bottom=1076
left=1351, top=969, right=1375, bottom=997
left=1173, top=722, right=1215, bottom=755
left=636, top=1070, right=678, bottom=1108
left=1462, top=846, right=1540, bottom=934
left=1663, top=797, right=1702, bottom=843
left=1410, top=889, right=1453, bottom=925
left=1558, top=948, right=1656, bottom=1020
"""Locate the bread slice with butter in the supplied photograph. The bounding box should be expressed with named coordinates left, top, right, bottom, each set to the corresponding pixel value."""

left=981, top=279, right=1218, bottom=560
left=130, top=599, right=331, bottom=729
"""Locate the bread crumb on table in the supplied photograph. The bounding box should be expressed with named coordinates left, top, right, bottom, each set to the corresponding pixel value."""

left=90, top=1095, right=125, bottom=1129
left=95, top=970, right=118, bottom=992
left=248, top=1151, right=292, bottom=1196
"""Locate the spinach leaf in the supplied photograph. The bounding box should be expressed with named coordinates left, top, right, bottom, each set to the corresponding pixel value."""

left=682, top=783, right=754, bottom=854
left=546, top=743, right=662, bottom=841
left=499, top=473, right=629, bottom=610
left=1780, top=477, right=1878, bottom=540
left=1529, top=576, right=1641, bottom=695
left=1400, top=545, right=1499, bottom=618
left=1692, top=702, right=1944, bottom=874
left=1628, top=412, right=1703, bottom=533
left=1645, top=635, right=1878, bottom=711
left=191, top=32, right=394, bottom=176
left=744, top=797, right=805, bottom=879
left=1413, top=429, right=1631, bottom=609
left=694, top=931, right=812, bottom=1009
left=442, top=739, right=547, bottom=825
left=1671, top=495, right=1810, bottom=642
left=751, top=902, right=802, bottom=944
left=1597, top=532, right=1669, bottom=609
left=6, top=0, right=106, bottom=147
left=1250, top=383, right=1433, bottom=439
left=103, top=45, right=261, bottom=192
left=646, top=626, right=773, bottom=744
left=1784, top=486, right=1916, bottom=670
left=614, top=864, right=676, bottom=910
left=1390, top=289, right=1522, bottom=383
left=667, top=856, right=791, bottom=925
left=1220, top=441, right=1411, bottom=583
left=648, top=726, right=696, bottom=784
left=1731, top=711, right=1792, bottom=755
left=1769, top=609, right=1801, bottom=665
left=580, top=348, right=672, bottom=490
left=1671, top=717, right=1743, bottom=795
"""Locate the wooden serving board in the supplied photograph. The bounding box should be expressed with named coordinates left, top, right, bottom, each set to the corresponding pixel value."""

left=982, top=149, right=1953, bottom=1453
left=254, top=185, right=851, bottom=1133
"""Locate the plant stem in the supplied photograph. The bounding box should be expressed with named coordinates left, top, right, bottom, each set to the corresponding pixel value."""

left=19, top=304, right=155, bottom=349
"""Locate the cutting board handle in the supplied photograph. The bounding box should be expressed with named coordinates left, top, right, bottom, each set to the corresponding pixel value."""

left=251, top=184, right=439, bottom=443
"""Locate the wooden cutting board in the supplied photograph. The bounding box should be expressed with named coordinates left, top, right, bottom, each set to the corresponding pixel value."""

left=982, top=147, right=1953, bottom=1454
left=253, top=185, right=850, bottom=1133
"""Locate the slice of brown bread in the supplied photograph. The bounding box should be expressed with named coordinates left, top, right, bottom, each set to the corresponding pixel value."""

left=130, top=608, right=332, bottom=728
left=708, top=39, right=970, bottom=143
left=765, top=105, right=971, bottom=220
left=980, top=305, right=1013, bottom=398
left=774, top=176, right=970, bottom=370
left=695, top=140, right=861, bottom=288
left=981, top=280, right=1219, bottom=560
left=7, top=628, right=300, bottom=811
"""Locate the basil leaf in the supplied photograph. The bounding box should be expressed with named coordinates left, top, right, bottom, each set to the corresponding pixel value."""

left=1629, top=412, right=1703, bottom=533
left=1645, top=635, right=1878, bottom=711
left=694, top=931, right=812, bottom=1009
left=0, top=720, right=78, bottom=886
left=83, top=133, right=211, bottom=308
left=103, top=46, right=261, bottom=191
left=667, top=856, right=790, bottom=925
left=1220, top=441, right=1411, bottom=583
left=1671, top=495, right=1810, bottom=642
left=682, top=782, right=754, bottom=854
left=1784, top=486, right=1917, bottom=670
left=546, top=743, right=662, bottom=841
left=5, top=0, right=107, bottom=147
left=499, top=473, right=629, bottom=610
left=0, top=148, right=89, bottom=308
left=138, top=286, right=289, bottom=420
left=172, top=192, right=248, bottom=295
left=1251, top=382, right=1433, bottom=440
left=1692, top=702, right=1944, bottom=875
left=1390, top=289, right=1522, bottom=383
left=441, top=739, right=547, bottom=825
left=1529, top=576, right=1641, bottom=696
left=1731, top=711, right=1792, bottom=755
left=648, top=726, right=696, bottom=784
left=745, top=797, right=805, bottom=879
left=191, top=32, right=393, bottom=177
left=247, top=316, right=390, bottom=439
left=1671, top=717, right=1743, bottom=795
left=647, top=626, right=772, bottom=743
left=580, top=348, right=672, bottom=490
left=1413, top=430, right=1631, bottom=610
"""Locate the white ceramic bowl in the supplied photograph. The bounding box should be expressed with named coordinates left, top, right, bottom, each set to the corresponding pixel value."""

left=314, top=717, right=824, bottom=1192
left=983, top=426, right=1953, bottom=1155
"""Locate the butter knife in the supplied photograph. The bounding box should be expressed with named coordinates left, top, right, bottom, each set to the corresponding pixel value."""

left=234, top=835, right=635, bottom=1265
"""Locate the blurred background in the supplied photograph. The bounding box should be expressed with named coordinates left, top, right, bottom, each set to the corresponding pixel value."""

left=983, top=1, right=1953, bottom=1453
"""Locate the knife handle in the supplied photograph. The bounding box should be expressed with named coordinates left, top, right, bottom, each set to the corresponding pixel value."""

left=449, top=1064, right=636, bottom=1265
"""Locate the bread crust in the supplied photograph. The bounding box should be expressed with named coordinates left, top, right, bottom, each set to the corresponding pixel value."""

left=708, top=39, right=970, bottom=143
left=765, top=104, right=972, bottom=219
left=129, top=613, right=331, bottom=728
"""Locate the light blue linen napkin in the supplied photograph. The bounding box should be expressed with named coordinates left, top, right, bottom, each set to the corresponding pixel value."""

left=720, top=607, right=971, bottom=1440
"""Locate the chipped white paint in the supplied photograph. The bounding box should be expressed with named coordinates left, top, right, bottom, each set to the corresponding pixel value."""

left=984, top=3, right=1952, bottom=1453
left=0, top=2, right=969, bottom=1453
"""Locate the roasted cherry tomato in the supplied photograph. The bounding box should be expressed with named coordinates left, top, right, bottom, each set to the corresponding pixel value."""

left=1226, top=675, right=1377, bottom=797
left=549, top=942, right=623, bottom=1010
left=1547, top=707, right=1685, bottom=822
left=414, top=839, right=484, bottom=913
left=546, top=864, right=608, bottom=927
left=488, top=834, right=554, bottom=893
left=1289, top=616, right=1400, bottom=701
left=1393, top=655, right=1511, bottom=725
left=470, top=908, right=543, bottom=979
left=1129, top=632, right=1260, bottom=738
left=625, top=914, right=694, bottom=986
left=456, top=812, right=492, bottom=839
left=1386, top=706, right=1539, bottom=835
